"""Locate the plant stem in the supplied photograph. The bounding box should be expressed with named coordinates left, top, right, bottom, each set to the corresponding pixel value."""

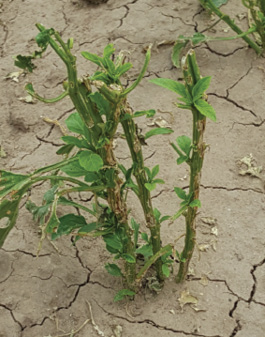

left=176, top=50, right=207, bottom=283
left=103, top=139, right=136, bottom=290
left=121, top=104, right=164, bottom=282
left=136, top=244, right=172, bottom=283
left=200, top=0, right=262, bottom=54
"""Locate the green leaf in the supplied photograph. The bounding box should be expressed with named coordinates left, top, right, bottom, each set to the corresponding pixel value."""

left=176, top=135, right=192, bottom=155
left=0, top=184, right=30, bottom=248
left=162, top=264, right=170, bottom=277
left=149, top=78, right=187, bottom=98
left=177, top=155, right=189, bottom=165
left=172, top=39, right=188, bottom=68
left=189, top=199, right=202, bottom=208
left=26, top=200, right=50, bottom=225
left=104, top=234, right=123, bottom=252
left=78, top=222, right=98, bottom=233
left=61, top=159, right=88, bottom=177
left=58, top=196, right=96, bottom=216
left=114, top=289, right=135, bottom=302
left=14, top=55, right=36, bottom=73
left=144, top=183, right=156, bottom=192
left=145, top=127, right=173, bottom=140
left=141, top=232, right=149, bottom=242
left=56, top=144, right=75, bottom=155
left=194, top=99, right=217, bottom=121
left=65, top=112, right=86, bottom=135
left=174, top=187, right=187, bottom=200
left=0, top=170, right=31, bottom=198
left=105, top=263, right=123, bottom=277
left=160, top=215, right=171, bottom=223
left=56, top=214, right=88, bottom=237
left=151, top=165, right=159, bottom=179
left=133, top=109, right=156, bottom=118
left=136, top=244, right=153, bottom=258
left=103, top=43, right=115, bottom=58
left=35, top=28, right=54, bottom=48
left=81, top=51, right=103, bottom=67
left=103, top=57, right=115, bottom=75
left=191, top=32, right=208, bottom=45
left=116, top=63, right=133, bottom=77
left=79, top=151, right=103, bottom=172
left=84, top=172, right=99, bottom=182
left=90, top=92, right=110, bottom=116
left=212, top=0, right=228, bottom=7
left=121, top=254, right=136, bottom=263
left=152, top=178, right=165, bottom=184
left=61, top=136, right=89, bottom=149
left=153, top=208, right=161, bottom=223
left=192, top=76, right=211, bottom=102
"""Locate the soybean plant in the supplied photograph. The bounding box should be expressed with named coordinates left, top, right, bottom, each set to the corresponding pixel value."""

left=0, top=25, right=173, bottom=300
left=172, top=0, right=265, bottom=67
left=150, top=50, right=216, bottom=282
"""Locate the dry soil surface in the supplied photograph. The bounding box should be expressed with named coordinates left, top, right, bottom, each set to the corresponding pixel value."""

left=0, top=1, right=265, bottom=337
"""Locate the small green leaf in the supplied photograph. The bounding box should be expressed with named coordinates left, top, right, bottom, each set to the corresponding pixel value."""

left=61, top=136, right=89, bottom=149
left=56, top=144, right=75, bottom=155
left=212, top=0, right=228, bottom=7
left=103, top=43, right=115, bottom=58
left=177, top=155, right=188, bottom=165
left=90, top=92, right=110, bottom=116
left=133, top=109, right=156, bottom=118
left=151, top=165, right=159, bottom=179
left=191, top=32, right=208, bottom=45
left=35, top=28, right=54, bottom=48
left=162, top=264, right=170, bottom=277
left=105, top=263, right=123, bottom=277
left=160, top=215, right=170, bottom=223
left=172, top=39, right=188, bottom=68
left=194, top=99, right=217, bottom=121
left=189, top=199, right=202, bottom=208
left=56, top=214, right=87, bottom=236
left=153, top=208, right=161, bottom=223
left=78, top=222, right=98, bottom=234
left=121, top=254, right=136, bottom=263
left=177, top=135, right=192, bottom=155
left=136, top=244, right=153, bottom=258
left=114, top=289, right=135, bottom=302
left=141, top=232, right=149, bottom=242
left=149, top=78, right=187, bottom=98
left=61, top=159, right=88, bottom=177
left=145, top=127, right=173, bottom=140
left=81, top=51, right=102, bottom=67
left=144, top=183, right=156, bottom=192
left=104, top=234, right=123, bottom=252
left=116, top=63, right=133, bottom=77
left=174, top=187, right=187, bottom=200
left=192, top=76, right=211, bottom=102
left=152, top=178, right=165, bottom=184
left=79, top=151, right=103, bottom=172
left=14, top=55, right=36, bottom=73
left=65, top=113, right=86, bottom=135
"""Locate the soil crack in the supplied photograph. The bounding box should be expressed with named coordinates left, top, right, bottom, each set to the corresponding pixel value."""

left=248, top=257, right=265, bottom=303
left=93, top=299, right=223, bottom=337
left=201, top=184, right=264, bottom=194
left=0, top=303, right=24, bottom=331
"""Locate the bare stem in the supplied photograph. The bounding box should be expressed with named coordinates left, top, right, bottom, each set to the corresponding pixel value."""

left=176, top=50, right=207, bottom=283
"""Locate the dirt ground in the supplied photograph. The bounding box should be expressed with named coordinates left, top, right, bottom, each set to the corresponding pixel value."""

left=1, top=0, right=265, bottom=336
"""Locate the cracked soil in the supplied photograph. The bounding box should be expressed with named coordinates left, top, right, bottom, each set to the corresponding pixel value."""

left=0, top=0, right=265, bottom=336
